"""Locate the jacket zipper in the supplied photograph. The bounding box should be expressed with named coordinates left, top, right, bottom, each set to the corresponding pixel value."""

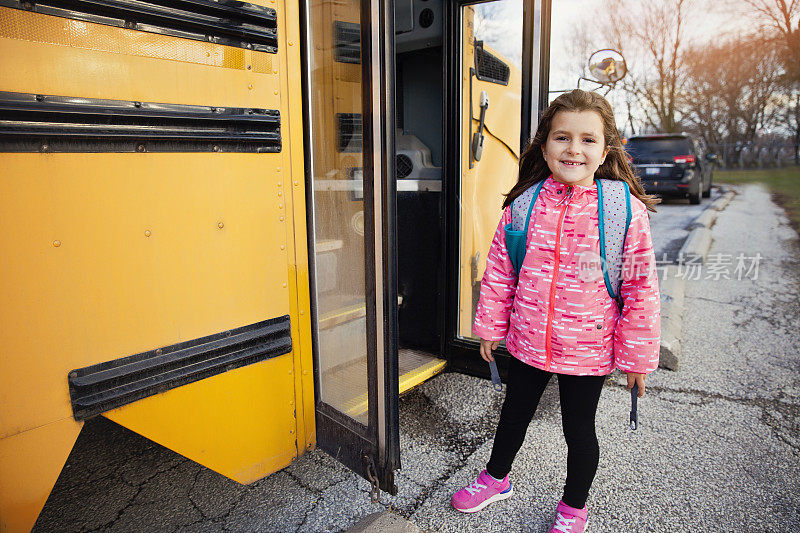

left=544, top=186, right=572, bottom=371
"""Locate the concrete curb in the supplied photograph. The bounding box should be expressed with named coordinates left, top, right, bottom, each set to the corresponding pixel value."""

left=345, top=511, right=421, bottom=533
left=677, top=190, right=737, bottom=263
left=687, top=208, right=717, bottom=231
left=658, top=265, right=685, bottom=371
left=711, top=190, right=736, bottom=212
left=658, top=189, right=736, bottom=371
left=678, top=226, right=713, bottom=263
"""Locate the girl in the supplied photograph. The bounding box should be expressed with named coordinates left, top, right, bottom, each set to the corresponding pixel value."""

left=450, top=89, right=661, bottom=533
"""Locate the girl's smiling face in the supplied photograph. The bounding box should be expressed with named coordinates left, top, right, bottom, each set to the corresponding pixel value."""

left=542, top=110, right=609, bottom=188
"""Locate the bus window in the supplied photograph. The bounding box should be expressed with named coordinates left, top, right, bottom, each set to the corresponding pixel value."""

left=307, top=1, right=371, bottom=425
left=458, top=1, right=524, bottom=340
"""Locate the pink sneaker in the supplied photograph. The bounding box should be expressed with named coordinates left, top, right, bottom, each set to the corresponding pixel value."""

left=451, top=469, right=513, bottom=513
left=549, top=500, right=589, bottom=532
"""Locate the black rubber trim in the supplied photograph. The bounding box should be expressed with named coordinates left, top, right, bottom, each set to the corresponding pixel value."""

left=68, top=315, right=292, bottom=420
left=0, top=91, right=282, bottom=152
left=1, top=0, right=278, bottom=53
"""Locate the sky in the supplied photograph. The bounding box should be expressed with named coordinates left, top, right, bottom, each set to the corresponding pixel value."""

left=548, top=0, right=754, bottom=131
left=549, top=0, right=750, bottom=89
left=468, top=0, right=756, bottom=134
left=473, top=0, right=525, bottom=69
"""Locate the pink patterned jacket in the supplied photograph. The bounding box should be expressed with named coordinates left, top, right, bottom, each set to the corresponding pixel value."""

left=472, top=176, right=660, bottom=376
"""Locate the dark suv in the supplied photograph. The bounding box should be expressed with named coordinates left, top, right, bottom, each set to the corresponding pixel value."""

left=625, top=133, right=714, bottom=204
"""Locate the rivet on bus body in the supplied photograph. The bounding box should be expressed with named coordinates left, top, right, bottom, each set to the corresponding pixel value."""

left=294, top=181, right=298, bottom=186
left=277, top=191, right=282, bottom=196
left=279, top=216, right=284, bottom=221
left=283, top=283, right=287, bottom=288
left=276, top=167, right=281, bottom=172
left=278, top=204, right=283, bottom=210
left=206, top=51, right=211, bottom=57
left=280, top=245, right=285, bottom=250
left=289, top=41, right=293, bottom=46
left=247, top=64, right=252, bottom=70
left=145, top=230, right=151, bottom=237
left=218, top=222, right=224, bottom=229
left=277, top=182, right=282, bottom=186
left=274, top=90, right=278, bottom=95
left=248, top=84, right=253, bottom=90
left=53, top=240, right=61, bottom=247
left=273, top=68, right=278, bottom=74
left=300, top=310, right=304, bottom=315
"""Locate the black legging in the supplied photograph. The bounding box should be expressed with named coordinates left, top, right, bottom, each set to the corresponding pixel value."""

left=486, top=356, right=607, bottom=509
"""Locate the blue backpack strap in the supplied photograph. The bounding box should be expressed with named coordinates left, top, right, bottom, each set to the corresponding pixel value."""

left=596, top=179, right=632, bottom=303
left=505, top=180, right=545, bottom=274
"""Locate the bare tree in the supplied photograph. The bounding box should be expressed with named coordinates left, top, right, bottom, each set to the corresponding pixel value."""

left=734, top=0, right=800, bottom=161
left=739, top=0, right=800, bottom=78
left=602, top=0, right=694, bottom=133
left=683, top=34, right=785, bottom=166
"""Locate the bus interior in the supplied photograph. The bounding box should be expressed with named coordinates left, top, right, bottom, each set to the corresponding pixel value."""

left=312, top=0, right=525, bottom=421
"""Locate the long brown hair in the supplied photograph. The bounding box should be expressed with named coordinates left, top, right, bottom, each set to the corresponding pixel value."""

left=504, top=89, right=659, bottom=213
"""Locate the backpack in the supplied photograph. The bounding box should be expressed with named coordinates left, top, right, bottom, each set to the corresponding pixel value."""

left=504, top=178, right=632, bottom=307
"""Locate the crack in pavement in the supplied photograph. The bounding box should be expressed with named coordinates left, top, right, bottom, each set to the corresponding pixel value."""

left=282, top=469, right=325, bottom=532
left=606, top=381, right=800, bottom=456
left=389, top=385, right=507, bottom=521
left=684, top=295, right=743, bottom=307
left=172, top=468, right=211, bottom=532
left=217, top=486, right=253, bottom=532
left=84, top=459, right=190, bottom=533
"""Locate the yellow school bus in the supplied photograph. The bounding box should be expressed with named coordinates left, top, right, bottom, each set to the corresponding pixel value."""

left=0, top=0, right=554, bottom=529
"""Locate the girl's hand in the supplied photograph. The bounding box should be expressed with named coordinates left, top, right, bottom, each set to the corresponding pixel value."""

left=479, top=339, right=501, bottom=362
left=626, top=372, right=646, bottom=397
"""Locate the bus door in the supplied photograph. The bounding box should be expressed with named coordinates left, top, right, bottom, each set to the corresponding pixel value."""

left=446, top=0, right=551, bottom=375
left=303, top=0, right=400, bottom=495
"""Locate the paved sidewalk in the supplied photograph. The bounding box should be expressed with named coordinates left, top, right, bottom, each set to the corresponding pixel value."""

left=34, top=184, right=800, bottom=532
left=400, top=183, right=800, bottom=532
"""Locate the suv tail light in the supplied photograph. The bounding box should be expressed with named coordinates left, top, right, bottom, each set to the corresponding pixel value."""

left=673, top=154, right=695, bottom=164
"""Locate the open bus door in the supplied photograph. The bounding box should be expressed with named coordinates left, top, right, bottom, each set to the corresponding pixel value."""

left=302, top=0, right=400, bottom=495
left=302, top=0, right=552, bottom=492
left=445, top=0, right=551, bottom=378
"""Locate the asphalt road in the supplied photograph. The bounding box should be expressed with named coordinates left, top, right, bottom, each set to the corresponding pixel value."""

left=33, top=184, right=800, bottom=532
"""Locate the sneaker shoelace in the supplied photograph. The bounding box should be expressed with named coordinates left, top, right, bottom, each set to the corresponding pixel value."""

left=552, top=511, right=577, bottom=532
left=464, top=480, right=488, bottom=495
